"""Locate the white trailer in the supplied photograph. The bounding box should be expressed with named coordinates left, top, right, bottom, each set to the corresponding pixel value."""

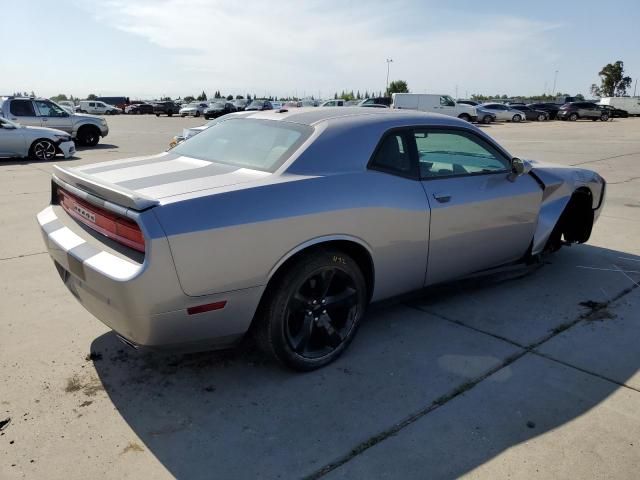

left=391, top=93, right=477, bottom=121
left=599, top=97, right=640, bottom=116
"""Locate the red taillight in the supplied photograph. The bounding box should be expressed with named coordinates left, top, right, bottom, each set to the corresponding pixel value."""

left=58, top=188, right=146, bottom=253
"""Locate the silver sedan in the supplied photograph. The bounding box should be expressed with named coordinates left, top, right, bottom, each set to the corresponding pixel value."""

left=37, top=108, right=605, bottom=370
left=480, top=103, right=528, bottom=122
left=0, top=117, right=75, bottom=160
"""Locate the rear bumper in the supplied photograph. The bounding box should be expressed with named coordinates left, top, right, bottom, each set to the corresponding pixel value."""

left=37, top=204, right=262, bottom=351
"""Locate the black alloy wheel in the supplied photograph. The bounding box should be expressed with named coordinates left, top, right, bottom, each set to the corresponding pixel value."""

left=255, top=249, right=367, bottom=371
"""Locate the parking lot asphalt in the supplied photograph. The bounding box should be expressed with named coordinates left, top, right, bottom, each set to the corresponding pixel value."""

left=1, top=115, right=639, bottom=479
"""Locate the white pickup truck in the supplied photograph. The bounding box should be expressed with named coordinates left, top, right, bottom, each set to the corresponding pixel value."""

left=392, top=93, right=477, bottom=122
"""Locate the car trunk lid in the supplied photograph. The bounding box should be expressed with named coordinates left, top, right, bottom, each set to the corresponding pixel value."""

left=54, top=151, right=271, bottom=210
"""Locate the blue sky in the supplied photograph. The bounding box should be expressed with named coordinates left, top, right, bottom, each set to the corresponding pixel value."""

left=1, top=0, right=638, bottom=100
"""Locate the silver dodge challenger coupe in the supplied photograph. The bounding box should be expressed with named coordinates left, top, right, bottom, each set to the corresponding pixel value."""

left=37, top=108, right=605, bottom=370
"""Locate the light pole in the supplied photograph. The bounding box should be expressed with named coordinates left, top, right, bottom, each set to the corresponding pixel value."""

left=386, top=58, right=393, bottom=95
left=552, top=70, right=559, bottom=96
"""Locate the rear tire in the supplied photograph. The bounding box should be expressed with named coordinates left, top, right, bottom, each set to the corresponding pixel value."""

left=512, top=114, right=522, bottom=123
left=254, top=249, right=367, bottom=371
left=482, top=115, right=492, bottom=124
left=568, top=113, right=578, bottom=121
left=76, top=126, right=100, bottom=147
left=537, top=114, right=546, bottom=121
left=458, top=113, right=471, bottom=122
left=600, top=114, right=609, bottom=121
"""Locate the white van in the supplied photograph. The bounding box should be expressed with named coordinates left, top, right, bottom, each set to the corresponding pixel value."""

left=599, top=97, right=640, bottom=116
left=392, top=94, right=477, bottom=121
left=78, top=100, right=121, bottom=115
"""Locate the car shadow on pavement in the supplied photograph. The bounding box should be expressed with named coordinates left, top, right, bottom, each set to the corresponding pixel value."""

left=75, top=143, right=119, bottom=151
left=90, top=243, right=640, bottom=479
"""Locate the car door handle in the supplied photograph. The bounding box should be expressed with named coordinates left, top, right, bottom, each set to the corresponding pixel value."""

left=433, top=192, right=452, bottom=203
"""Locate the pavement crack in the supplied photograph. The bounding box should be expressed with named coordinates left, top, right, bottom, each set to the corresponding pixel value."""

left=569, top=151, right=640, bottom=166
left=0, top=251, right=47, bottom=262
left=307, top=276, right=639, bottom=479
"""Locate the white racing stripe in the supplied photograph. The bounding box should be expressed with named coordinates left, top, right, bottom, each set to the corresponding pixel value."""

left=84, top=251, right=139, bottom=280
left=49, top=227, right=85, bottom=250
left=37, top=206, right=57, bottom=226
left=94, top=157, right=211, bottom=183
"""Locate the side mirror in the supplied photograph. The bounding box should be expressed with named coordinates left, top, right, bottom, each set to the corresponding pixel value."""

left=511, top=157, right=532, bottom=177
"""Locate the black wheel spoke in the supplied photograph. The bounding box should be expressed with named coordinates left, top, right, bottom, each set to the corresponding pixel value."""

left=290, top=292, right=311, bottom=311
left=318, top=312, right=344, bottom=347
left=324, top=287, right=357, bottom=308
left=290, top=313, right=314, bottom=353
left=317, top=269, right=335, bottom=298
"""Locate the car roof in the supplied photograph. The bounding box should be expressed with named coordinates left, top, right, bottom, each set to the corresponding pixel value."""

left=233, top=107, right=469, bottom=129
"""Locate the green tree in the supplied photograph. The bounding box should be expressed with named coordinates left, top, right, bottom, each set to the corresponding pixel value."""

left=226, top=94, right=234, bottom=101
left=51, top=94, right=68, bottom=102
left=87, top=93, right=98, bottom=100
left=197, top=90, right=208, bottom=101
left=184, top=95, right=195, bottom=102
left=386, top=80, right=409, bottom=96
left=236, top=95, right=244, bottom=99
left=591, top=61, right=632, bottom=97
left=575, top=93, right=585, bottom=101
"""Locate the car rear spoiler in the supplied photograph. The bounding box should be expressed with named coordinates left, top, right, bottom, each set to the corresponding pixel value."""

left=52, top=165, right=160, bottom=211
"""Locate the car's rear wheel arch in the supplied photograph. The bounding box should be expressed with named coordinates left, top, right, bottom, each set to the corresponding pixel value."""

left=265, top=238, right=375, bottom=303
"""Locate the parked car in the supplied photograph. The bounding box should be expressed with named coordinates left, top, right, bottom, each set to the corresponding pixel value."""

left=245, top=99, right=274, bottom=111
left=153, top=101, right=180, bottom=117
left=0, top=116, right=75, bottom=160
left=480, top=103, right=527, bottom=122
left=392, top=94, right=477, bottom=122
left=557, top=102, right=609, bottom=121
left=37, top=109, right=605, bottom=370
left=204, top=101, right=237, bottom=119
left=0, top=96, right=108, bottom=146
left=78, top=100, right=121, bottom=115
left=320, top=99, right=347, bottom=107
left=57, top=101, right=76, bottom=114
left=97, top=97, right=130, bottom=111
left=475, top=106, right=497, bottom=124
left=597, top=105, right=629, bottom=118
left=232, top=99, right=250, bottom=111
left=169, top=120, right=214, bottom=148
left=359, top=104, right=388, bottom=108
left=283, top=101, right=303, bottom=108
left=179, top=102, right=209, bottom=117
left=512, top=105, right=549, bottom=121
left=301, top=99, right=319, bottom=107
left=598, top=97, right=640, bottom=116
left=271, top=102, right=284, bottom=110
left=360, top=97, right=392, bottom=107
left=126, top=102, right=154, bottom=114
left=528, top=103, right=560, bottom=120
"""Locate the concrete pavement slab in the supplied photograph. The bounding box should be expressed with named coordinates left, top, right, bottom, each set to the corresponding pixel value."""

left=412, top=244, right=640, bottom=347
left=324, top=353, right=640, bottom=480
left=0, top=305, right=520, bottom=479
left=0, top=191, right=49, bottom=259
left=538, top=294, right=640, bottom=389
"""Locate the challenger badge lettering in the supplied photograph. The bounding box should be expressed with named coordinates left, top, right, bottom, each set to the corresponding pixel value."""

left=73, top=204, right=96, bottom=223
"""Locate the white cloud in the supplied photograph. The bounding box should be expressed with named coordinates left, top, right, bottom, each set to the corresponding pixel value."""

left=90, top=0, right=562, bottom=98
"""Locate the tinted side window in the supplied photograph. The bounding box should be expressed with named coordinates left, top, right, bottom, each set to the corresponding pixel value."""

left=10, top=100, right=36, bottom=116
left=369, top=132, right=415, bottom=177
left=414, top=130, right=509, bottom=179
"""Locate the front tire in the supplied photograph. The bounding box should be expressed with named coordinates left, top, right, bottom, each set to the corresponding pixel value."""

left=537, top=114, right=546, bottom=121
left=458, top=113, right=471, bottom=122
left=568, top=113, right=578, bottom=121
left=600, top=114, right=609, bottom=121
left=29, top=139, right=57, bottom=161
left=254, top=249, right=367, bottom=371
left=482, top=115, right=493, bottom=124
left=512, top=114, right=522, bottom=123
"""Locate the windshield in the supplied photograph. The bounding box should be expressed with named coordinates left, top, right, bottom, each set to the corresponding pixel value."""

left=247, top=100, right=266, bottom=108
left=186, top=103, right=199, bottom=108
left=211, top=102, right=225, bottom=108
left=171, top=118, right=312, bottom=172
